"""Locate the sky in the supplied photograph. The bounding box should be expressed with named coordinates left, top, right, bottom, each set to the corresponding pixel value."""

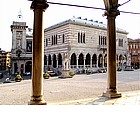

left=0, top=0, right=140, bottom=51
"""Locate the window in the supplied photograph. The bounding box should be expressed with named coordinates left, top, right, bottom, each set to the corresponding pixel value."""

left=99, top=35, right=107, bottom=45
left=52, top=36, right=54, bottom=45
left=119, top=39, right=123, bottom=47
left=99, top=36, right=100, bottom=45
left=56, top=35, right=57, bottom=45
left=83, top=33, right=85, bottom=43
left=51, top=35, right=57, bottom=45
left=78, top=32, right=80, bottom=43
left=26, top=40, right=32, bottom=52
left=62, top=34, right=65, bottom=43
left=78, top=32, right=86, bottom=43
left=46, top=38, right=48, bottom=47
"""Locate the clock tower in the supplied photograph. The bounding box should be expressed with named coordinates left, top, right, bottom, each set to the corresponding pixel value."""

left=10, top=11, right=32, bottom=74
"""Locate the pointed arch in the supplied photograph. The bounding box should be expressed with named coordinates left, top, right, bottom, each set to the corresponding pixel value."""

left=48, top=54, right=51, bottom=65
left=78, top=53, right=84, bottom=65
left=92, top=54, right=97, bottom=67
left=44, top=55, right=47, bottom=65
left=71, top=53, right=76, bottom=65
left=85, top=53, right=91, bottom=66
left=98, top=54, right=103, bottom=67
left=58, top=53, right=62, bottom=66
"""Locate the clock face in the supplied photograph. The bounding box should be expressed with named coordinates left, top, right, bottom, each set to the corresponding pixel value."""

left=16, top=31, right=22, bottom=37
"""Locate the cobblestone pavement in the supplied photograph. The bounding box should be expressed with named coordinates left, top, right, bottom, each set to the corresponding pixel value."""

left=0, top=70, right=140, bottom=105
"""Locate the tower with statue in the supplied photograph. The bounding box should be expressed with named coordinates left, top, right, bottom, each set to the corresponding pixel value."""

left=10, top=10, right=33, bottom=74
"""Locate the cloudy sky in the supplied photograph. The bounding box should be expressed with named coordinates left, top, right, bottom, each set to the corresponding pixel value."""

left=0, top=0, right=140, bottom=51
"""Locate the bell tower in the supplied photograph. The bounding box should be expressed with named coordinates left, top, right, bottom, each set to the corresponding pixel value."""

left=11, top=10, right=28, bottom=52
left=10, top=10, right=31, bottom=74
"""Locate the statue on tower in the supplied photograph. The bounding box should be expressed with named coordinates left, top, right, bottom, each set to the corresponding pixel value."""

left=17, top=9, right=23, bottom=22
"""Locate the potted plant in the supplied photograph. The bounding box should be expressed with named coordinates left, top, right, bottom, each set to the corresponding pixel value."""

left=43, top=73, right=50, bottom=79
left=86, top=69, right=91, bottom=75
left=15, top=73, right=22, bottom=82
left=69, top=71, right=75, bottom=77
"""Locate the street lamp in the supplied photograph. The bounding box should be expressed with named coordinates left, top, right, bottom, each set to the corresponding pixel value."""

left=103, top=0, right=121, bottom=98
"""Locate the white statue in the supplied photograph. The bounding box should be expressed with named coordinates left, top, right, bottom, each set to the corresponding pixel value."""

left=63, top=53, right=69, bottom=70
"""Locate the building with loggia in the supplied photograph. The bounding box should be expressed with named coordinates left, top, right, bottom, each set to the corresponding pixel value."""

left=44, top=17, right=129, bottom=73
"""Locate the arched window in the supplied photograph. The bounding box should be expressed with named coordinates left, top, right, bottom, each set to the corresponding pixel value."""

left=78, top=53, right=84, bottom=65
left=85, top=53, right=91, bottom=66
left=71, top=53, right=76, bottom=65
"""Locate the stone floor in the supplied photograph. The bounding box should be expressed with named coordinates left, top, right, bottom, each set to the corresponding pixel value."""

left=50, top=90, right=140, bottom=105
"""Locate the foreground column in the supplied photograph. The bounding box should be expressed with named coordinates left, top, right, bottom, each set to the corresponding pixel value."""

left=103, top=1, right=121, bottom=98
left=28, top=0, right=49, bottom=105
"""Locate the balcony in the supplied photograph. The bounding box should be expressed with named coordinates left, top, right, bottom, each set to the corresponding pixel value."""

left=98, top=45, right=107, bottom=51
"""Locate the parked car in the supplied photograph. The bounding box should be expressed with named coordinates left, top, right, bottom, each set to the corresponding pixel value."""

left=46, top=70, right=57, bottom=76
left=24, top=72, right=31, bottom=76
left=0, top=73, right=4, bottom=79
left=92, top=69, right=99, bottom=74
left=124, top=66, right=134, bottom=71
left=98, top=68, right=107, bottom=73
left=117, top=67, right=122, bottom=71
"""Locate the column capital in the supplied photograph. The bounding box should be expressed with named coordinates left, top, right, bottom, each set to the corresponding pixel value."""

left=31, top=0, right=49, bottom=10
left=104, top=4, right=120, bottom=17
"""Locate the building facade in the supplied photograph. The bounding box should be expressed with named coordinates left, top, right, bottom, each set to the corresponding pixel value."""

left=0, top=49, right=11, bottom=71
left=44, top=17, right=129, bottom=73
left=10, top=17, right=33, bottom=74
left=128, top=38, right=140, bottom=69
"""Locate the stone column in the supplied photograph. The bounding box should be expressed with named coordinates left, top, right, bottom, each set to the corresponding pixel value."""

left=84, top=57, right=86, bottom=69
left=51, top=57, right=53, bottom=68
left=90, top=58, right=92, bottom=68
left=76, top=56, right=79, bottom=69
left=103, top=4, right=121, bottom=98
left=102, top=54, right=104, bottom=68
left=28, top=0, right=49, bottom=105
left=56, top=55, right=58, bottom=68
left=97, top=55, right=99, bottom=68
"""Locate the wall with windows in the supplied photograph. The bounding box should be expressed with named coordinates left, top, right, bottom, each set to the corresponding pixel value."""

left=128, top=38, right=140, bottom=69
left=11, top=21, right=33, bottom=74
left=44, top=17, right=128, bottom=72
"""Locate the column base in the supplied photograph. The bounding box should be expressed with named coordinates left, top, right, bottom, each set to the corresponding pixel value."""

left=28, top=96, right=47, bottom=105
left=59, top=70, right=72, bottom=78
left=103, top=89, right=121, bottom=98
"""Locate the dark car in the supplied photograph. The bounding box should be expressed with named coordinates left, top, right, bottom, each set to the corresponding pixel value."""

left=124, top=66, right=134, bottom=71
left=0, top=73, right=4, bottom=79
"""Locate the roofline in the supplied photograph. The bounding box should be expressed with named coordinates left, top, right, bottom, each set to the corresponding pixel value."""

left=44, top=17, right=128, bottom=34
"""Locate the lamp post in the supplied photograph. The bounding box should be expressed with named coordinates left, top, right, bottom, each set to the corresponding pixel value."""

left=103, top=0, right=121, bottom=98
left=28, top=0, right=49, bottom=105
